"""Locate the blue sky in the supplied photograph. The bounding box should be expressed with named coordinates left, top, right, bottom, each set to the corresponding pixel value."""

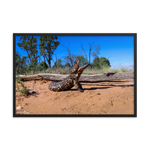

left=16, top=35, right=134, bottom=68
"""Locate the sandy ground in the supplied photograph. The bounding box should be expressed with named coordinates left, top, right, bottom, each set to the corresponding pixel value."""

left=15, top=79, right=134, bottom=115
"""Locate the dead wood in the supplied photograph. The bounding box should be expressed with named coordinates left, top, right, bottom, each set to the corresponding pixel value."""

left=16, top=72, right=134, bottom=83
left=81, top=82, right=134, bottom=86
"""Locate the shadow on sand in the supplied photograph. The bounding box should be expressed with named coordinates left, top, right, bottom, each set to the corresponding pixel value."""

left=68, top=86, right=112, bottom=91
left=84, top=87, right=112, bottom=90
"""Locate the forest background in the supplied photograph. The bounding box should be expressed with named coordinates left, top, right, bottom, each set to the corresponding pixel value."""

left=15, top=35, right=134, bottom=75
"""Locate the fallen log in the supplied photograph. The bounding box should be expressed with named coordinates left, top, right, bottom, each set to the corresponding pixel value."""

left=81, top=82, right=134, bottom=86
left=16, top=72, right=134, bottom=83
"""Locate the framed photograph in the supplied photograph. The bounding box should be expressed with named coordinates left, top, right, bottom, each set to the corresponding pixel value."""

left=13, top=33, right=137, bottom=117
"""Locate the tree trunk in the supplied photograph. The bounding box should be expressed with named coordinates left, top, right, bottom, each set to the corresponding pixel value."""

left=49, top=59, right=51, bottom=69
left=48, top=56, right=51, bottom=70
left=44, top=56, right=45, bottom=63
left=48, top=51, right=51, bottom=69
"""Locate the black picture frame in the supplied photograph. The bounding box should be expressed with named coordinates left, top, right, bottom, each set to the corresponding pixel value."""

left=10, top=30, right=139, bottom=120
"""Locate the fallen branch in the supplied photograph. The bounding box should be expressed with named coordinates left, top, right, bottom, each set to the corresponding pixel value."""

left=16, top=72, right=134, bottom=82
left=81, top=82, right=134, bottom=86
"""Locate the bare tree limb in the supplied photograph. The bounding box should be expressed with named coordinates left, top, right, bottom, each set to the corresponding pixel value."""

left=88, top=42, right=95, bottom=64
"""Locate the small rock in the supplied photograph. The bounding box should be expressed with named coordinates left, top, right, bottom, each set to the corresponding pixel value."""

left=97, top=93, right=101, bottom=95
left=16, top=106, right=21, bottom=110
left=28, top=90, right=36, bottom=94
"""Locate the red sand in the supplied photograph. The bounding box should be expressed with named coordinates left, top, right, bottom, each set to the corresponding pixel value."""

left=16, top=79, right=134, bottom=115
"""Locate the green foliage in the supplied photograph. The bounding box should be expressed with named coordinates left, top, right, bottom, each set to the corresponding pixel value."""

left=99, top=57, right=111, bottom=68
left=16, top=36, right=38, bottom=74
left=38, top=61, right=48, bottom=71
left=92, top=57, right=111, bottom=69
left=39, top=36, right=60, bottom=69
left=92, top=57, right=100, bottom=68
left=16, top=51, right=28, bottom=75
left=16, top=36, right=134, bottom=76
left=16, top=77, right=22, bottom=83
left=52, top=59, right=63, bottom=69
left=16, top=78, right=28, bottom=95
left=76, top=55, right=88, bottom=66
left=17, top=36, right=38, bottom=64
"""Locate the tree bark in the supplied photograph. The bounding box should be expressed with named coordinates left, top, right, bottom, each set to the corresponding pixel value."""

left=16, top=72, right=134, bottom=82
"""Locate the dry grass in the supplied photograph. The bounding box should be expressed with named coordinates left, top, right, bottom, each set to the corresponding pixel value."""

left=83, top=66, right=133, bottom=75
left=24, top=66, right=133, bottom=75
